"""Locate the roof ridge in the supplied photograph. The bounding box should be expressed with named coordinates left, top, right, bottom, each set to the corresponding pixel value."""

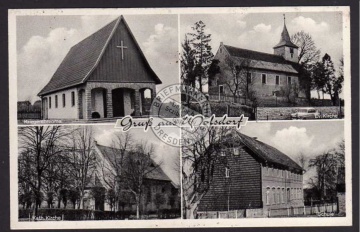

left=224, top=44, right=282, bottom=58
left=81, top=16, right=121, bottom=83
left=235, top=131, right=303, bottom=171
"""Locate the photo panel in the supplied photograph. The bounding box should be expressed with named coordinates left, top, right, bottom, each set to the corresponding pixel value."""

left=9, top=6, right=352, bottom=230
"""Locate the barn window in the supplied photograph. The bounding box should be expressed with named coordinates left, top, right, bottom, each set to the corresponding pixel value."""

left=71, top=91, right=75, bottom=107
left=219, top=85, right=224, bottom=94
left=276, top=75, right=280, bottom=85
left=49, top=97, right=51, bottom=109
left=55, top=95, right=58, bottom=108
left=220, top=150, right=226, bottom=156
left=233, top=147, right=240, bottom=156
left=62, top=94, right=66, bottom=107
left=262, top=74, right=267, bottom=84
left=287, top=76, right=292, bottom=85
left=225, top=167, right=230, bottom=178
left=247, top=72, right=252, bottom=83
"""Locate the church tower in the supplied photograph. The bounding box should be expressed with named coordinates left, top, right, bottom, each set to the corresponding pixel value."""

left=273, top=15, right=299, bottom=63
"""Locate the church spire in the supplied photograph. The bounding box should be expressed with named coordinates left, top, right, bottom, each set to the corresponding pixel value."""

left=273, top=14, right=298, bottom=49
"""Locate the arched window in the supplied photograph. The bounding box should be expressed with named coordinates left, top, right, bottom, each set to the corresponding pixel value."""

left=281, top=188, right=285, bottom=203
left=277, top=188, right=281, bottom=204
left=272, top=187, right=276, bottom=205
left=266, top=188, right=270, bottom=205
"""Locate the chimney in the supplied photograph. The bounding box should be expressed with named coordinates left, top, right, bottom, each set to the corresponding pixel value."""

left=220, top=41, right=223, bottom=46
left=253, top=137, right=258, bottom=140
left=94, top=140, right=97, bottom=145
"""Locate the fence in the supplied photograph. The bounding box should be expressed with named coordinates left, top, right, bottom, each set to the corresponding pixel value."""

left=208, top=94, right=335, bottom=108
left=197, top=203, right=338, bottom=219
left=269, top=203, right=338, bottom=217
left=208, top=94, right=253, bottom=106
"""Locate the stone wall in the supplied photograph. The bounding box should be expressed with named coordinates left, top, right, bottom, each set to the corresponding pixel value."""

left=257, top=106, right=344, bottom=121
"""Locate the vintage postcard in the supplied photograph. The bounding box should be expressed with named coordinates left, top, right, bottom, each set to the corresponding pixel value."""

left=9, top=6, right=352, bottom=229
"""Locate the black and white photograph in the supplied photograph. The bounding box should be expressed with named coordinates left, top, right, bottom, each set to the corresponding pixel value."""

left=17, top=126, right=181, bottom=221
left=16, top=14, right=179, bottom=124
left=180, top=11, right=347, bottom=121
left=182, top=121, right=346, bottom=219
left=8, top=6, right=353, bottom=230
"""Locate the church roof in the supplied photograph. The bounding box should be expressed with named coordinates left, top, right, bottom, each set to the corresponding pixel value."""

left=273, top=22, right=298, bottom=49
left=223, top=45, right=299, bottom=74
left=95, top=143, right=173, bottom=183
left=235, top=132, right=303, bottom=172
left=38, top=16, right=161, bottom=96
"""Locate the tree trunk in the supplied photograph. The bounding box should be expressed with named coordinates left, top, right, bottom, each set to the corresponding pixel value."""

left=185, top=201, right=199, bottom=219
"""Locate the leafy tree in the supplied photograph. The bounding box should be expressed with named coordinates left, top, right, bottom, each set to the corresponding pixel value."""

left=313, top=54, right=343, bottom=105
left=181, top=35, right=197, bottom=88
left=59, top=188, right=68, bottom=209
left=187, top=21, right=214, bottom=92
left=68, top=188, right=80, bottom=209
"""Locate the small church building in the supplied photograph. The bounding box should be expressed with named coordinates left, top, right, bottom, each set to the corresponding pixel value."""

left=38, top=16, right=162, bottom=120
left=197, top=132, right=304, bottom=217
left=209, top=17, right=304, bottom=102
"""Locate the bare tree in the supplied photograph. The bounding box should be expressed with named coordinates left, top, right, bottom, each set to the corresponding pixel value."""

left=18, top=126, right=69, bottom=216
left=308, top=151, right=339, bottom=201
left=182, top=126, right=231, bottom=219
left=66, top=127, right=97, bottom=209
left=121, top=141, right=161, bottom=219
left=291, top=31, right=321, bottom=101
left=98, top=132, right=134, bottom=211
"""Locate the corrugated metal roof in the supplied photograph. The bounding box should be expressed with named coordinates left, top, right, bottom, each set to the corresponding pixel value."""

left=38, top=16, right=161, bottom=96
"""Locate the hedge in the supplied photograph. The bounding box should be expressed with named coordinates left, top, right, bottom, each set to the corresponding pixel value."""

left=19, top=208, right=180, bottom=220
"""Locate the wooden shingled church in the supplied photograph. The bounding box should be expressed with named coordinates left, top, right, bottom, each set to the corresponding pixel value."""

left=38, top=16, right=162, bottom=120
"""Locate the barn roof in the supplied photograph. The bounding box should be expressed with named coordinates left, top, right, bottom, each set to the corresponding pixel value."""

left=222, top=45, right=299, bottom=74
left=95, top=143, right=173, bottom=183
left=235, top=132, right=303, bottom=172
left=38, top=16, right=161, bottom=96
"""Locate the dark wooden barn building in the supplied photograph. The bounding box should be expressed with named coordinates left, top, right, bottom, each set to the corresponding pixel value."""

left=197, top=132, right=304, bottom=216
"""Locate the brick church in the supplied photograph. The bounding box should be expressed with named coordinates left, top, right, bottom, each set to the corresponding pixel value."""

left=197, top=132, right=304, bottom=217
left=208, top=17, right=305, bottom=102
left=38, top=16, right=162, bottom=120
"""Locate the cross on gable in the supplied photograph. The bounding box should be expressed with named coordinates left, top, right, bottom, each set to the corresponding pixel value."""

left=116, top=40, right=128, bottom=60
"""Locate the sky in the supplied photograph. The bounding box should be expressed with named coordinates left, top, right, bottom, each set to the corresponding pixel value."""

left=16, top=14, right=179, bottom=103
left=180, top=12, right=344, bottom=97
left=91, top=125, right=180, bottom=186
left=240, top=120, right=344, bottom=187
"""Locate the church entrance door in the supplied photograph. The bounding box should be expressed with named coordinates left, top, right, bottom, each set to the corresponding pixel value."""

left=112, top=88, right=125, bottom=117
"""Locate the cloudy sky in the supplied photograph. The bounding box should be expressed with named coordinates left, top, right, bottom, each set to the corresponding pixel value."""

left=91, top=125, right=180, bottom=185
left=181, top=12, right=344, bottom=97
left=16, top=14, right=179, bottom=103
left=240, top=120, right=344, bottom=187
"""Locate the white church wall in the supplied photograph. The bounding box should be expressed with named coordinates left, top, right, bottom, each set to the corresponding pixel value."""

left=123, top=90, right=133, bottom=115
left=91, top=89, right=105, bottom=118
left=45, top=87, right=78, bottom=119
